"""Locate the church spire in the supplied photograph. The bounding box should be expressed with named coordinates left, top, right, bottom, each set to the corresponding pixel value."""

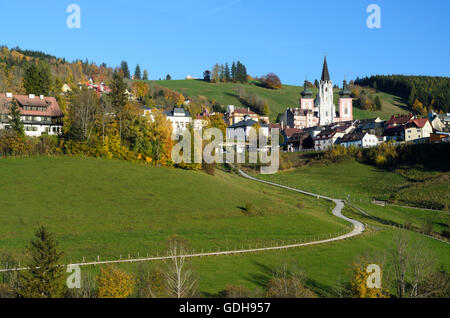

left=321, top=54, right=330, bottom=82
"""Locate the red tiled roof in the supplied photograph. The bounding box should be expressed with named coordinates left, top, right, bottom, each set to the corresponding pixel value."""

left=268, top=123, right=281, bottom=129
left=283, top=128, right=302, bottom=138
left=411, top=118, right=429, bottom=128
left=387, top=114, right=414, bottom=125
left=0, top=94, right=63, bottom=117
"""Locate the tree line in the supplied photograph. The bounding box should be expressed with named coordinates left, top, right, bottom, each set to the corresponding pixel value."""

left=354, top=75, right=450, bottom=114
left=204, top=61, right=248, bottom=83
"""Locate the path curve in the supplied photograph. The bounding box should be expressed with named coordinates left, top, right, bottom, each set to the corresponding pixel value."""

left=238, top=170, right=365, bottom=239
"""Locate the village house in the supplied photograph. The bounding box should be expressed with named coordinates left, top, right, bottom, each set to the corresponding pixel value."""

left=192, top=108, right=212, bottom=130
left=354, top=117, right=385, bottom=136
left=314, top=128, right=345, bottom=151
left=404, top=118, right=433, bottom=143
left=336, top=132, right=378, bottom=148
left=383, top=125, right=405, bottom=142
left=0, top=93, right=64, bottom=137
left=430, top=131, right=450, bottom=143
left=224, top=105, right=260, bottom=125
left=428, top=112, right=446, bottom=131
left=285, top=131, right=315, bottom=152
left=164, top=107, right=192, bottom=135
left=226, top=115, right=269, bottom=142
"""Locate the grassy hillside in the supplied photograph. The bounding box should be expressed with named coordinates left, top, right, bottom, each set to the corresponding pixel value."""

left=145, top=79, right=409, bottom=121
left=255, top=160, right=450, bottom=236
left=0, top=157, right=348, bottom=262
left=86, top=207, right=450, bottom=297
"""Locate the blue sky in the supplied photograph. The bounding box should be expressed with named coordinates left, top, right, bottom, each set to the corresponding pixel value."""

left=0, top=0, right=449, bottom=85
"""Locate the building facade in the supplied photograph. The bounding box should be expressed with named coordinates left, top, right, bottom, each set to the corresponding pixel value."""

left=0, top=93, right=64, bottom=137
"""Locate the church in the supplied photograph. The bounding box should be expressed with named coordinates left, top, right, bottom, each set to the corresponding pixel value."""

left=281, top=55, right=353, bottom=129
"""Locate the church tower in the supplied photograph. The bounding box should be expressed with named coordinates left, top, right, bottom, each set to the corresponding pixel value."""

left=300, top=79, right=314, bottom=111
left=315, top=55, right=335, bottom=125
left=338, top=79, right=353, bottom=122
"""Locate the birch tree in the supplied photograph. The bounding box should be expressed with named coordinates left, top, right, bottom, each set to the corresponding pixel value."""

left=163, top=238, right=197, bottom=298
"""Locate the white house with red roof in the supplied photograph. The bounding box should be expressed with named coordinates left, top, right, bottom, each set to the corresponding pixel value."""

left=0, top=93, right=64, bottom=137
left=405, top=118, right=433, bottom=142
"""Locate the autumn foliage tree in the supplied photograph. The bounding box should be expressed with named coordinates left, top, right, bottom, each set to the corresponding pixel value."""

left=131, top=81, right=149, bottom=101
left=350, top=263, right=389, bottom=298
left=262, top=73, right=282, bottom=89
left=97, top=266, right=135, bottom=298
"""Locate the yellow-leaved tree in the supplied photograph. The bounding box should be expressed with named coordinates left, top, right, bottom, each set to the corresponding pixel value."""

left=351, top=263, right=389, bottom=298
left=97, top=266, right=135, bottom=298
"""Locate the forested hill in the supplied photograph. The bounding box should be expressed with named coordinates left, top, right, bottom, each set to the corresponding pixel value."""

left=0, top=45, right=115, bottom=94
left=355, top=75, right=450, bottom=113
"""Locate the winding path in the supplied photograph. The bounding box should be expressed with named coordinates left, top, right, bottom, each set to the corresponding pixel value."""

left=0, top=170, right=365, bottom=272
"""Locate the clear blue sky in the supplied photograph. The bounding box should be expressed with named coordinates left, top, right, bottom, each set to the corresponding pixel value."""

left=1, top=0, right=449, bottom=85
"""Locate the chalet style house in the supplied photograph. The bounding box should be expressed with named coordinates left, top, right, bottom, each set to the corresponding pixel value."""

left=0, top=93, right=64, bottom=137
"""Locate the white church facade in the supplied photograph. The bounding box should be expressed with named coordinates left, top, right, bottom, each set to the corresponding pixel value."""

left=281, top=55, right=353, bottom=129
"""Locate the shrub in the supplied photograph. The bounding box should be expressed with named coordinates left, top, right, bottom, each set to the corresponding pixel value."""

left=422, top=217, right=434, bottom=235
left=261, top=73, right=282, bottom=89
left=97, top=266, right=135, bottom=298
left=202, top=162, right=216, bottom=176
left=219, top=285, right=255, bottom=298
left=244, top=202, right=254, bottom=215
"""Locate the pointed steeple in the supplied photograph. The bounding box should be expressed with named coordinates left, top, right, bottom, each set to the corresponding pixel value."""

left=321, top=54, right=330, bottom=82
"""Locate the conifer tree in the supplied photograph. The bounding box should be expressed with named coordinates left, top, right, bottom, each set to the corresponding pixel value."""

left=375, top=96, right=382, bottom=110
left=231, top=62, right=237, bottom=82
left=224, top=63, right=231, bottom=82
left=408, top=86, right=417, bottom=107
left=142, top=69, right=149, bottom=81
left=120, top=61, right=130, bottom=79
left=134, top=64, right=141, bottom=80
left=18, top=227, right=66, bottom=298
left=7, top=100, right=25, bottom=137
left=109, top=71, right=128, bottom=139
left=24, top=62, right=52, bottom=96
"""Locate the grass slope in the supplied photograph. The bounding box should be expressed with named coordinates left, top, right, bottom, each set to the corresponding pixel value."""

left=256, top=161, right=450, bottom=236
left=146, top=79, right=409, bottom=121
left=106, top=207, right=450, bottom=297
left=0, top=157, right=348, bottom=262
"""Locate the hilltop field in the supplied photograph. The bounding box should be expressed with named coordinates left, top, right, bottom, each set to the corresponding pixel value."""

left=145, top=79, right=410, bottom=121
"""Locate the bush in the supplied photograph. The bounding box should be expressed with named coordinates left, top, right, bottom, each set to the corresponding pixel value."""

left=97, top=266, right=135, bottom=298
left=244, top=202, right=254, bottom=215
left=219, top=285, right=256, bottom=298
left=202, top=162, right=216, bottom=176
left=261, top=73, right=282, bottom=89
left=422, top=217, right=434, bottom=235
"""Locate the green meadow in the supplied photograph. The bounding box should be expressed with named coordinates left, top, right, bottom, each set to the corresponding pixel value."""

left=255, top=160, right=450, bottom=236
left=145, top=79, right=409, bottom=121
left=0, top=156, right=348, bottom=263
left=0, top=157, right=448, bottom=297
left=88, top=207, right=450, bottom=297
